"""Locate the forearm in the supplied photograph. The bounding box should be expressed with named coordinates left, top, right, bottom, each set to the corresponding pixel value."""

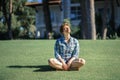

left=58, top=56, right=66, bottom=64
left=58, top=56, right=69, bottom=70
left=67, top=57, right=76, bottom=67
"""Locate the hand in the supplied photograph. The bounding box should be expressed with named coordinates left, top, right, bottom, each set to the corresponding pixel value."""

left=62, top=63, right=68, bottom=71
left=67, top=63, right=71, bottom=69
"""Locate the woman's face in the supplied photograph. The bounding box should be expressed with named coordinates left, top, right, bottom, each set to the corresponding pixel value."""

left=62, top=25, right=71, bottom=35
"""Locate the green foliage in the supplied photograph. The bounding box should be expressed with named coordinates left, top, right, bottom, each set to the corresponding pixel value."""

left=63, top=18, right=81, bottom=38
left=95, top=13, right=120, bottom=40
left=0, top=23, right=7, bottom=32
left=28, top=24, right=36, bottom=38
left=63, top=18, right=71, bottom=27
left=70, top=26, right=81, bottom=38
left=13, top=0, right=36, bottom=39
left=0, top=0, right=36, bottom=39
left=0, top=18, right=8, bottom=39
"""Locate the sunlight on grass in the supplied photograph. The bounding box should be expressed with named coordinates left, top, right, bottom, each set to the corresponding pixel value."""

left=0, top=40, right=120, bottom=80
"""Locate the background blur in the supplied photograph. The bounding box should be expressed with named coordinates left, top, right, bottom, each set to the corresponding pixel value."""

left=0, top=0, right=120, bottom=40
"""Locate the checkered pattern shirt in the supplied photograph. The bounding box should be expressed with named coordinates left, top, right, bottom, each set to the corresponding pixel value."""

left=54, top=36, right=79, bottom=63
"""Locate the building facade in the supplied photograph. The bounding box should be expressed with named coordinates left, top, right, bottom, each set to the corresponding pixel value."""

left=26, top=0, right=120, bottom=38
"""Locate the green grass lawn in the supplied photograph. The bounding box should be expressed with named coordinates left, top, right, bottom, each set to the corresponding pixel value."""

left=0, top=40, right=120, bottom=80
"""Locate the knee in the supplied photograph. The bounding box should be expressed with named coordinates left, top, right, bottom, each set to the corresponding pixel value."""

left=82, top=59, right=86, bottom=65
left=79, top=58, right=86, bottom=65
left=48, top=58, right=54, bottom=63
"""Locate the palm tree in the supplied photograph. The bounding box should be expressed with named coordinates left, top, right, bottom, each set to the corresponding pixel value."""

left=110, top=0, right=115, bottom=37
left=1, top=0, right=13, bottom=39
left=102, top=0, right=108, bottom=39
left=81, top=0, right=96, bottom=40
left=8, top=0, right=13, bottom=39
left=116, top=0, right=120, bottom=6
left=0, top=1, right=2, bottom=11
left=43, top=0, right=52, bottom=38
left=80, top=0, right=87, bottom=39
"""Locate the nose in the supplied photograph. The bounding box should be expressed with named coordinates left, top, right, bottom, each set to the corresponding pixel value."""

left=64, top=28, right=68, bottom=31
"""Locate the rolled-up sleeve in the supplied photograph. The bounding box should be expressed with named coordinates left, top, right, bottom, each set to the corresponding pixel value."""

left=54, top=40, right=60, bottom=59
left=72, top=40, right=79, bottom=58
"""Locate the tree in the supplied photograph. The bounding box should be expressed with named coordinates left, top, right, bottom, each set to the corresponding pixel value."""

left=43, top=0, right=52, bottom=38
left=116, top=0, right=120, bottom=6
left=0, top=0, right=36, bottom=39
left=1, top=0, right=13, bottom=39
left=110, top=0, right=115, bottom=37
left=102, top=0, right=108, bottom=39
left=8, top=0, right=13, bottom=39
left=0, top=1, right=2, bottom=11
left=81, top=0, right=96, bottom=40
left=80, top=0, right=87, bottom=39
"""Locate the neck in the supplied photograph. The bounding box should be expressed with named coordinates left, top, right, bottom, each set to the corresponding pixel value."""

left=64, top=34, right=70, bottom=42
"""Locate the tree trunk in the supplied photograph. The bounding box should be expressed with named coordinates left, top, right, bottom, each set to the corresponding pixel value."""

left=81, top=0, right=96, bottom=40
left=116, top=0, right=120, bottom=6
left=43, top=0, right=52, bottom=38
left=86, top=0, right=96, bottom=40
left=8, top=0, right=13, bottom=39
left=110, top=0, right=115, bottom=35
left=102, top=0, right=108, bottom=39
left=2, top=0, right=13, bottom=39
left=0, top=0, right=2, bottom=11
left=80, top=0, right=87, bottom=39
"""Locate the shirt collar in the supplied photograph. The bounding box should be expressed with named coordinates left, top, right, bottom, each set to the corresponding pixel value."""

left=61, top=35, right=72, bottom=43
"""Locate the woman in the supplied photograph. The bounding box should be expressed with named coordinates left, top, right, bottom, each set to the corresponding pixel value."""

left=48, top=23, right=85, bottom=71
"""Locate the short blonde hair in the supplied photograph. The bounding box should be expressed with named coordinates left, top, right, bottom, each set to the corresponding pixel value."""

left=60, top=23, right=70, bottom=33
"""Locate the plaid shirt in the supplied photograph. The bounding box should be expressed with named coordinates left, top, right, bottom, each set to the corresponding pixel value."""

left=54, top=36, right=79, bottom=63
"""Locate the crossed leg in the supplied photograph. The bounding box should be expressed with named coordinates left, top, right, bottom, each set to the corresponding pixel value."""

left=48, top=58, right=63, bottom=70
left=69, top=58, right=86, bottom=70
left=48, top=58, right=85, bottom=71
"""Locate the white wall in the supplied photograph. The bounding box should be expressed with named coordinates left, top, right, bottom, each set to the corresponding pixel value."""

left=35, top=5, right=62, bottom=38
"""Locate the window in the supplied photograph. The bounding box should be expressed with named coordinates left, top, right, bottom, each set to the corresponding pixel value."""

left=71, top=6, right=81, bottom=20
left=70, top=0, right=81, bottom=20
left=51, top=11, right=55, bottom=22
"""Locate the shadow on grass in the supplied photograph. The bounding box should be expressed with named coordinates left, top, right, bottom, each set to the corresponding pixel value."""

left=7, top=65, right=55, bottom=72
